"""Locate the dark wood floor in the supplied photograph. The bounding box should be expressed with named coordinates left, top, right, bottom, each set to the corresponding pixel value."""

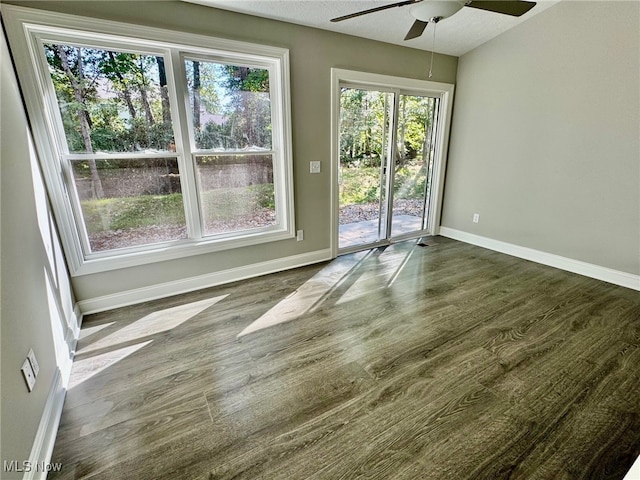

left=50, top=237, right=640, bottom=479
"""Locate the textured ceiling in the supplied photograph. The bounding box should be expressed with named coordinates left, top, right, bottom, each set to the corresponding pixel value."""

left=183, top=0, right=559, bottom=56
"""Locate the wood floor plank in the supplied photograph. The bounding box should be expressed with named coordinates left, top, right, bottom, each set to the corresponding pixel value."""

left=50, top=391, right=212, bottom=476
left=511, top=397, right=640, bottom=479
left=49, top=236, right=640, bottom=479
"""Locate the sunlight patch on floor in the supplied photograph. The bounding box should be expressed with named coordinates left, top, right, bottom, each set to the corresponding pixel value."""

left=79, top=322, right=115, bottom=341
left=68, top=341, right=152, bottom=389
left=80, top=295, right=228, bottom=353
left=336, top=244, right=415, bottom=305
left=237, top=251, right=372, bottom=337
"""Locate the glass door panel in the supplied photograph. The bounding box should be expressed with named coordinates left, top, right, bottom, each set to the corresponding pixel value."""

left=337, top=85, right=441, bottom=252
left=338, top=87, right=392, bottom=250
left=391, top=94, right=438, bottom=238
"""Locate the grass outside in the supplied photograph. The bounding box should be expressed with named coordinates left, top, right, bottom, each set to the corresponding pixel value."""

left=78, top=164, right=426, bottom=251
left=81, top=193, right=185, bottom=234
left=80, top=164, right=425, bottom=233
left=340, top=162, right=427, bottom=205
left=80, top=184, right=275, bottom=234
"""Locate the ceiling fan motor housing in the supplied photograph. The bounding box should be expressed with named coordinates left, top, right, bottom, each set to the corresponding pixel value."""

left=410, top=0, right=465, bottom=21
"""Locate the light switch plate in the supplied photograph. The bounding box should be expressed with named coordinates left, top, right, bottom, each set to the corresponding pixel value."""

left=21, top=358, right=36, bottom=392
left=310, top=161, right=321, bottom=174
left=27, top=348, right=39, bottom=377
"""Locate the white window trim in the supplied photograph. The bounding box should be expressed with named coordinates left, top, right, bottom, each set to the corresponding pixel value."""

left=329, top=68, right=454, bottom=257
left=2, top=5, right=295, bottom=276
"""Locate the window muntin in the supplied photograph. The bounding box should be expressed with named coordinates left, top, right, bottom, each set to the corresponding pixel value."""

left=3, top=5, right=294, bottom=274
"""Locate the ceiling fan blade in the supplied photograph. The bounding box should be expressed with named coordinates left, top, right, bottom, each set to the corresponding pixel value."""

left=465, top=0, right=536, bottom=17
left=404, top=19, right=429, bottom=40
left=331, top=0, right=418, bottom=22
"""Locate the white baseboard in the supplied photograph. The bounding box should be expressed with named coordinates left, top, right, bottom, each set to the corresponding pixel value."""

left=60, top=304, right=82, bottom=384
left=78, top=248, right=333, bottom=314
left=24, top=303, right=82, bottom=479
left=24, top=369, right=66, bottom=480
left=439, top=227, right=640, bottom=291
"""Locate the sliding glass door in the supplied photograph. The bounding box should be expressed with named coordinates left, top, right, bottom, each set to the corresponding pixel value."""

left=338, top=85, right=440, bottom=251
left=338, top=87, right=392, bottom=248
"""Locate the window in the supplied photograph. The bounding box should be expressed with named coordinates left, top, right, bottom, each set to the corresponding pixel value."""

left=3, top=6, right=294, bottom=275
left=184, top=58, right=277, bottom=237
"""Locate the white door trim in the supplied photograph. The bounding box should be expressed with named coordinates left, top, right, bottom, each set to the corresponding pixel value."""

left=330, top=68, right=454, bottom=257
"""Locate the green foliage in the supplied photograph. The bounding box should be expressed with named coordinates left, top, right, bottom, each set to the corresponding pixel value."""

left=99, top=51, right=137, bottom=81
left=339, top=89, right=436, bottom=170
left=44, top=42, right=275, bottom=157
left=340, top=162, right=426, bottom=206
left=45, top=43, right=175, bottom=153
left=196, top=122, right=229, bottom=150
left=339, top=88, right=389, bottom=167
left=340, top=166, right=381, bottom=205
left=252, top=183, right=276, bottom=209
left=185, top=61, right=220, bottom=115
left=186, top=61, right=272, bottom=149
left=394, top=165, right=427, bottom=199
left=199, top=184, right=275, bottom=220
left=224, top=66, right=269, bottom=92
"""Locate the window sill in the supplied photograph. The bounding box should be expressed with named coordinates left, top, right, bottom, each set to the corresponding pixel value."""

left=74, top=227, right=294, bottom=276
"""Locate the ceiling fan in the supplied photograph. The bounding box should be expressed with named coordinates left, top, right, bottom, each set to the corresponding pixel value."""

left=331, top=0, right=537, bottom=40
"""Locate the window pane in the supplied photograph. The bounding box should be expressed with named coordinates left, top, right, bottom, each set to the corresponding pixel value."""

left=44, top=43, right=175, bottom=153
left=71, top=158, right=187, bottom=252
left=185, top=60, right=272, bottom=151
left=195, top=155, right=276, bottom=236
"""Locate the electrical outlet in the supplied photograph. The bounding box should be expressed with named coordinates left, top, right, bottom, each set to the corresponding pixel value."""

left=296, top=229, right=304, bottom=241
left=27, top=348, right=39, bottom=377
left=309, top=161, right=321, bottom=174
left=473, top=213, right=480, bottom=223
left=21, top=359, right=36, bottom=392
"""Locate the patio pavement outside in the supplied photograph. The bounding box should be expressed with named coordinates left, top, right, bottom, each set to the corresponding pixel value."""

left=339, top=214, right=423, bottom=249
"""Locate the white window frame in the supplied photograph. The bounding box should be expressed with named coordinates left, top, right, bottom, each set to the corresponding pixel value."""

left=2, top=5, right=295, bottom=276
left=330, top=68, right=454, bottom=257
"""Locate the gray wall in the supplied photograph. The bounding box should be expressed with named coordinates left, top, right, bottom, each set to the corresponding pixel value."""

left=1, top=31, right=78, bottom=477
left=442, top=1, right=640, bottom=275
left=4, top=0, right=458, bottom=303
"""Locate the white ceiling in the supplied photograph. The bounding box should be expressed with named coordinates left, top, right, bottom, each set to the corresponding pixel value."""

left=184, top=0, right=559, bottom=56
